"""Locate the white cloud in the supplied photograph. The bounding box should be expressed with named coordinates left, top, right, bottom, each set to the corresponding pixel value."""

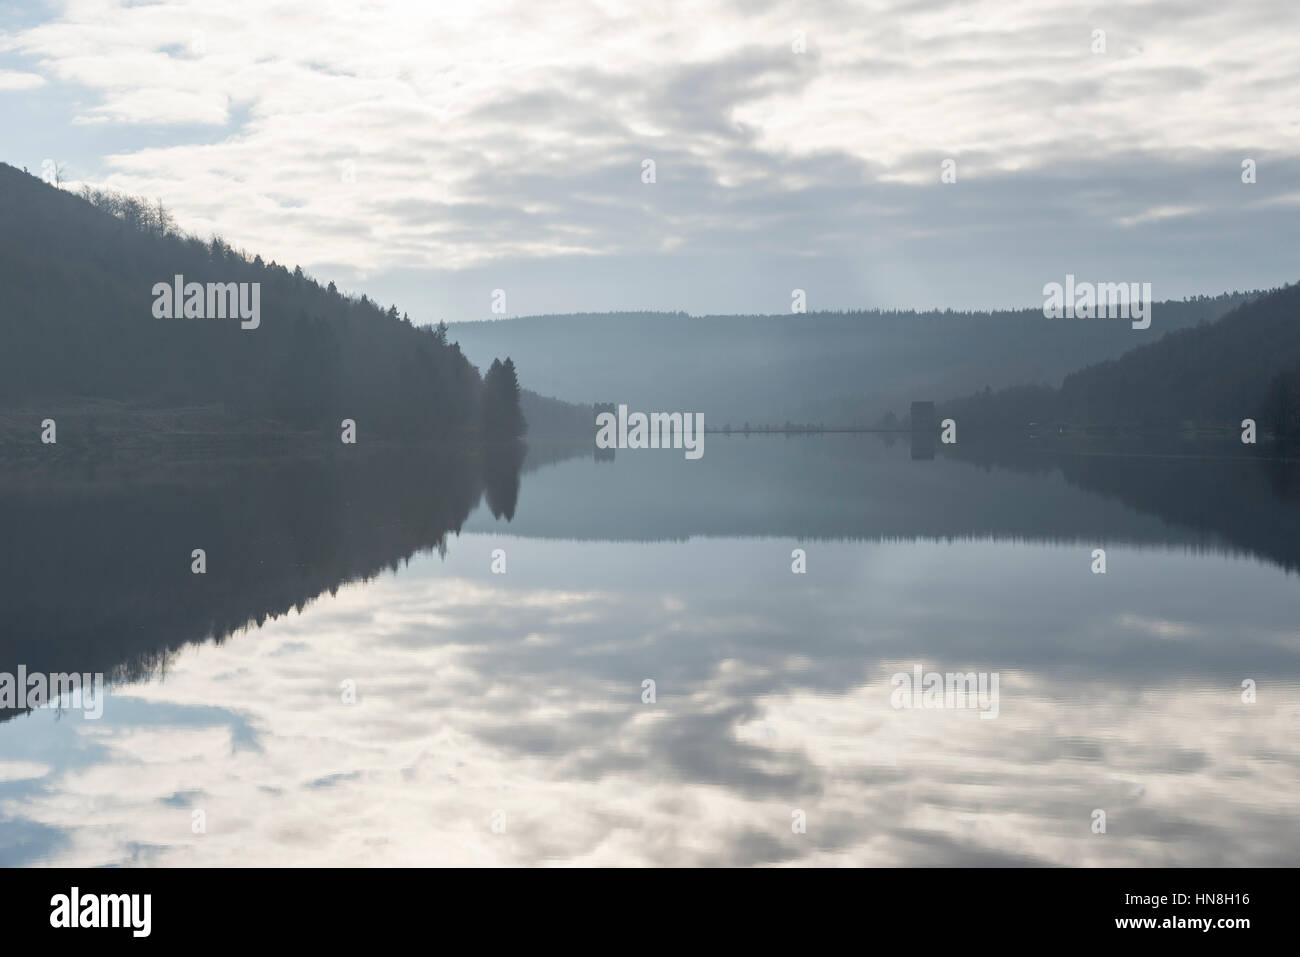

left=4, top=0, right=1299, bottom=303
left=0, top=69, right=45, bottom=90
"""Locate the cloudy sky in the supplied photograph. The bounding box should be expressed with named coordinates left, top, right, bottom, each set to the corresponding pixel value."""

left=2, top=0, right=1299, bottom=320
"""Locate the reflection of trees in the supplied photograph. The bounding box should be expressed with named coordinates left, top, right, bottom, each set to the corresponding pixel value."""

left=0, top=443, right=524, bottom=722
left=947, top=439, right=1300, bottom=573
left=488, top=435, right=1300, bottom=578
left=483, top=441, right=526, bottom=521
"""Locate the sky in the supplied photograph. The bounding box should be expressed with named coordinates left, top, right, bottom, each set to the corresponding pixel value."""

left=2, top=0, right=1299, bottom=322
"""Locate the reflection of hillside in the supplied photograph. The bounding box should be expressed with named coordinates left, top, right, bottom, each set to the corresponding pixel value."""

left=472, top=436, right=1300, bottom=573
left=0, top=444, right=523, bottom=722
left=935, top=437, right=1300, bottom=571
left=1054, top=450, right=1300, bottom=573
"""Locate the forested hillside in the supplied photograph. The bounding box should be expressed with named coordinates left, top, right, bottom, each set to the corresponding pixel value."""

left=940, top=283, right=1300, bottom=436
left=0, top=163, right=575, bottom=441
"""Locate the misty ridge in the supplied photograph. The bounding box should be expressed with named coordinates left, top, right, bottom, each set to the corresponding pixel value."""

left=3, top=157, right=1299, bottom=452
left=447, top=293, right=1266, bottom=431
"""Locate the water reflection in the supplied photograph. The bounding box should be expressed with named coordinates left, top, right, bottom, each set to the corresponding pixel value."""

left=1, top=437, right=1297, bottom=865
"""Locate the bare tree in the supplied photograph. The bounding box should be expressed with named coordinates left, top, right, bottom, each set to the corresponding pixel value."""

left=152, top=198, right=175, bottom=236
left=42, top=160, right=68, bottom=188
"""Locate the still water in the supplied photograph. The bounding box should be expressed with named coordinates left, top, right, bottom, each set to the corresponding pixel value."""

left=1, top=436, right=1297, bottom=866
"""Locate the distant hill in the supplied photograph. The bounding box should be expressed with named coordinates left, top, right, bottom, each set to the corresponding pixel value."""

left=0, top=162, right=584, bottom=441
left=940, top=282, right=1300, bottom=435
left=447, top=295, right=1257, bottom=428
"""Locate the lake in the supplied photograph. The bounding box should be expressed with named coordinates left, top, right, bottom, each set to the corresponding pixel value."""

left=1, top=434, right=1297, bottom=866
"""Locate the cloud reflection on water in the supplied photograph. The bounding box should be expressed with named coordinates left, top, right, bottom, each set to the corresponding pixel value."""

left=2, top=534, right=1296, bottom=866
